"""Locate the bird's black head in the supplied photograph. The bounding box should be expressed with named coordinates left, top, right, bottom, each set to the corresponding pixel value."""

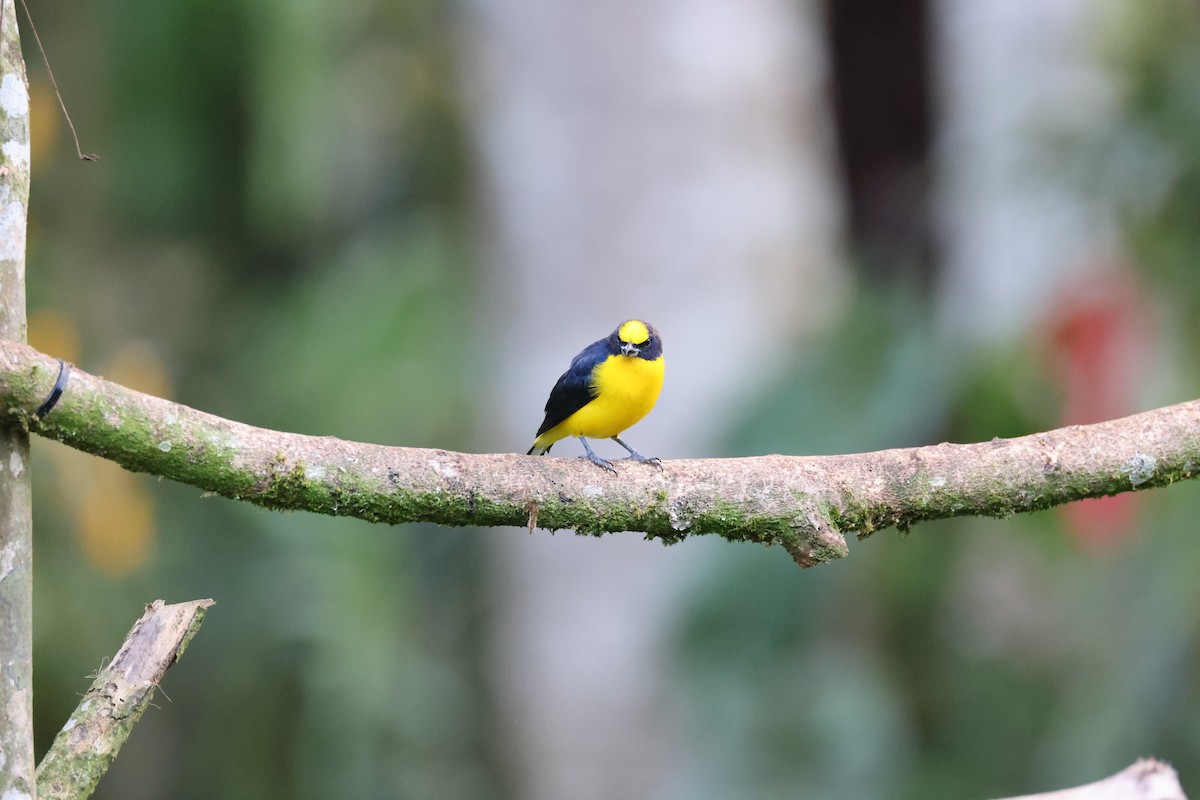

left=608, top=319, right=662, bottom=360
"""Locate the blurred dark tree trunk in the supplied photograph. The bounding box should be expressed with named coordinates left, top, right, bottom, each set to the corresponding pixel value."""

left=828, top=0, right=934, bottom=286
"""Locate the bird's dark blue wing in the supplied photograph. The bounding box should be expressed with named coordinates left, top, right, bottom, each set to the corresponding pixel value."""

left=535, top=338, right=609, bottom=437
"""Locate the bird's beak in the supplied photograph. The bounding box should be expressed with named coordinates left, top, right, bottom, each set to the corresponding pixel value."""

left=621, top=343, right=640, bottom=357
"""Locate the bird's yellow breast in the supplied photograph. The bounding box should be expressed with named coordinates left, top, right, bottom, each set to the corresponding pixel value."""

left=552, top=354, right=664, bottom=441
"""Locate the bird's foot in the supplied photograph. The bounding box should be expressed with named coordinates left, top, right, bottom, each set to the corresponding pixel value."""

left=622, top=453, right=663, bottom=471
left=610, top=436, right=664, bottom=471
left=581, top=452, right=619, bottom=475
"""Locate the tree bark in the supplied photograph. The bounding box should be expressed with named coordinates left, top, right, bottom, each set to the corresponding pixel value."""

left=0, top=1, right=34, bottom=795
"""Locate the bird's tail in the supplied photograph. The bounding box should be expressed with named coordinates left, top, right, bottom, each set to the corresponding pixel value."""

left=527, top=442, right=553, bottom=456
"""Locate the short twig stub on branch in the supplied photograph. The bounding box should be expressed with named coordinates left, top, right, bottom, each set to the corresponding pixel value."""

left=2, top=339, right=1200, bottom=568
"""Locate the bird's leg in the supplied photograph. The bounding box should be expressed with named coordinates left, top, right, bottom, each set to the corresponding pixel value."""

left=579, top=437, right=618, bottom=474
left=611, top=436, right=663, bottom=470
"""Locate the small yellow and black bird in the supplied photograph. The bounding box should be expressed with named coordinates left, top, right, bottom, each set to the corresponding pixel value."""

left=527, top=319, right=665, bottom=473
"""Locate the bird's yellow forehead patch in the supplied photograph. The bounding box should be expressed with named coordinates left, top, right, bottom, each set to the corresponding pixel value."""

left=618, top=319, right=650, bottom=344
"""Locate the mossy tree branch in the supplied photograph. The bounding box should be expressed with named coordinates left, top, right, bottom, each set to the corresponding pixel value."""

left=3, top=338, right=1200, bottom=568
left=36, top=599, right=215, bottom=800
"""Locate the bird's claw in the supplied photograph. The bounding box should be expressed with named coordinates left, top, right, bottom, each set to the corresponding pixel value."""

left=623, top=454, right=663, bottom=471
left=582, top=453, right=619, bottom=475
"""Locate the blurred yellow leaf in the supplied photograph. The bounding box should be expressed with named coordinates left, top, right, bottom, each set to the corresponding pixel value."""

left=29, top=80, right=59, bottom=169
left=74, top=462, right=155, bottom=577
left=28, top=308, right=80, bottom=363
left=106, top=340, right=172, bottom=398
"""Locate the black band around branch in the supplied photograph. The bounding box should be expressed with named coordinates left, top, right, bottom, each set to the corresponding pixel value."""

left=35, top=358, right=69, bottom=419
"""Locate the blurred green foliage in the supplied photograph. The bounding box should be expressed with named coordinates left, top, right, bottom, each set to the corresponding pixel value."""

left=1087, top=0, right=1200, bottom=374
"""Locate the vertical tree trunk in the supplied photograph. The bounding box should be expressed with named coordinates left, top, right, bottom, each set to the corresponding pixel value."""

left=0, top=0, right=33, bottom=794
